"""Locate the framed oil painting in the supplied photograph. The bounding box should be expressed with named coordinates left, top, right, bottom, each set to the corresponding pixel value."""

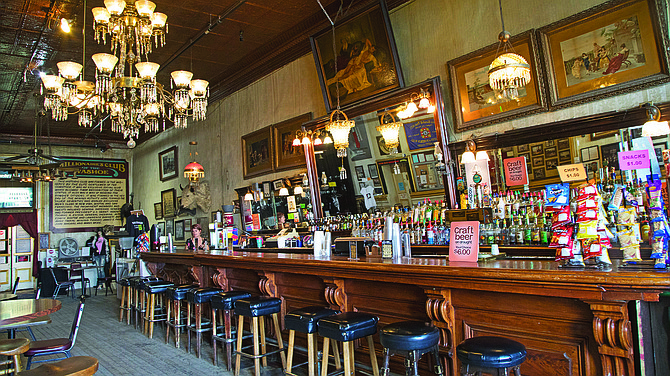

left=538, top=0, right=670, bottom=109
left=242, top=126, right=273, bottom=179
left=272, top=113, right=312, bottom=171
left=447, top=30, right=547, bottom=132
left=161, top=188, right=176, bottom=218
left=309, top=0, right=404, bottom=112
left=158, top=146, right=178, bottom=181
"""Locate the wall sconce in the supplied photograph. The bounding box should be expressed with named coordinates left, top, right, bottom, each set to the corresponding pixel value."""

left=279, top=179, right=291, bottom=196
left=641, top=103, right=669, bottom=137
left=60, top=18, right=72, bottom=33
left=397, top=89, right=435, bottom=119
left=460, top=140, right=489, bottom=164
left=377, top=110, right=403, bottom=155
left=294, top=185, right=303, bottom=195
left=244, top=187, right=254, bottom=201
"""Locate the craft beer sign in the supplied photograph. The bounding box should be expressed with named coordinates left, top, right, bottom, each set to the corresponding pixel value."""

left=449, top=221, right=479, bottom=262
left=503, top=157, right=528, bottom=186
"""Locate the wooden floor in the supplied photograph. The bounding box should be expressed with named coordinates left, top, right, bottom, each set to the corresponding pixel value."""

left=17, top=289, right=288, bottom=376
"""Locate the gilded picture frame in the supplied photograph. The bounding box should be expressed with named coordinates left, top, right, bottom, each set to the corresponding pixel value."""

left=538, top=0, right=670, bottom=109
left=447, top=30, right=548, bottom=132
left=161, top=188, right=176, bottom=218
left=242, top=126, right=274, bottom=179
left=154, top=202, right=162, bottom=220
left=158, top=146, right=178, bottom=182
left=309, top=0, right=404, bottom=112
left=272, top=113, right=312, bottom=172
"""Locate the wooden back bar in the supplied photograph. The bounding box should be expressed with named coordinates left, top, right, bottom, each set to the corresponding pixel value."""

left=141, top=250, right=669, bottom=376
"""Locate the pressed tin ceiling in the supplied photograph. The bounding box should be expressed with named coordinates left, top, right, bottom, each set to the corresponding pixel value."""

left=0, top=0, right=408, bottom=148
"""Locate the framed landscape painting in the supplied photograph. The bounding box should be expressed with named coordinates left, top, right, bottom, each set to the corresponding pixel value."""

left=447, top=30, right=547, bottom=132
left=538, top=0, right=670, bottom=108
left=242, top=126, right=273, bottom=179
left=310, top=0, right=404, bottom=112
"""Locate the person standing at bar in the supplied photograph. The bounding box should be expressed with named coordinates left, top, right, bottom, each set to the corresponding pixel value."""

left=185, top=224, right=209, bottom=251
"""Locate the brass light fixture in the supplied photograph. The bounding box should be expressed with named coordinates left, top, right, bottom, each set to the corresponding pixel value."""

left=377, top=110, right=403, bottom=155
left=641, top=103, right=670, bottom=137
left=184, top=141, right=205, bottom=183
left=460, top=140, right=489, bottom=164
left=488, top=0, right=531, bottom=100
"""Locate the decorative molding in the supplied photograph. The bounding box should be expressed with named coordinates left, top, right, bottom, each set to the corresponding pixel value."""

left=322, top=277, right=347, bottom=312
left=424, top=287, right=455, bottom=376
left=189, top=266, right=203, bottom=286
left=257, top=271, right=277, bottom=297
left=212, top=268, right=229, bottom=290
left=584, top=300, right=635, bottom=376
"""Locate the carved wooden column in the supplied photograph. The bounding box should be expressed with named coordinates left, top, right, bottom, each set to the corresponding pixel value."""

left=257, top=271, right=277, bottom=297
left=145, top=262, right=164, bottom=278
left=424, top=288, right=455, bottom=376
left=322, top=277, right=348, bottom=312
left=584, top=300, right=634, bottom=376
left=189, top=266, right=204, bottom=287
left=212, top=268, right=229, bottom=290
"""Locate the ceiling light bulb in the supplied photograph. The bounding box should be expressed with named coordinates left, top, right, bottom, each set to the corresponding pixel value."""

left=313, top=137, right=322, bottom=145
left=134, top=0, right=156, bottom=17
left=189, top=79, right=209, bottom=97
left=92, top=53, right=118, bottom=73
left=294, top=186, right=304, bottom=195
left=475, top=150, right=490, bottom=161
left=60, top=18, right=71, bottom=33
left=279, top=187, right=289, bottom=196
left=301, top=135, right=311, bottom=145
left=104, top=0, right=126, bottom=15
left=171, top=70, right=193, bottom=88
left=419, top=97, right=430, bottom=109
left=244, top=191, right=254, bottom=201
left=642, top=120, right=670, bottom=137
left=323, top=134, right=333, bottom=144
left=92, top=7, right=110, bottom=23
left=127, top=138, right=136, bottom=148
left=40, top=75, right=64, bottom=91
left=135, top=62, right=160, bottom=79
left=151, top=12, right=167, bottom=28
left=406, top=101, right=418, bottom=114
left=427, top=105, right=435, bottom=113
left=56, top=61, right=82, bottom=80
left=292, top=137, right=301, bottom=147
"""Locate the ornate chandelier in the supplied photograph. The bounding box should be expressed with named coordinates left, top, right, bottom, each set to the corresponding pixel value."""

left=40, top=0, right=209, bottom=148
left=487, top=0, right=530, bottom=100
left=376, top=110, right=403, bottom=154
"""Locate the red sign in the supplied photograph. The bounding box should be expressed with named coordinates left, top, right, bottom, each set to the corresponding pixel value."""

left=502, top=157, right=528, bottom=186
left=449, top=221, right=479, bottom=262
left=618, top=150, right=650, bottom=170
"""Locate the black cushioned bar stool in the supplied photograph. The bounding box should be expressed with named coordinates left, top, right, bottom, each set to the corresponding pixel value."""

left=211, top=291, right=252, bottom=370
left=186, top=287, right=223, bottom=358
left=136, top=277, right=162, bottom=331
left=142, top=280, right=174, bottom=338
left=456, top=336, right=526, bottom=376
left=234, top=296, right=286, bottom=376
left=284, top=306, right=339, bottom=376
left=379, top=321, right=443, bottom=376
left=317, top=312, right=380, bottom=376
left=118, top=278, right=131, bottom=324
left=129, top=276, right=159, bottom=329
left=165, top=284, right=198, bottom=348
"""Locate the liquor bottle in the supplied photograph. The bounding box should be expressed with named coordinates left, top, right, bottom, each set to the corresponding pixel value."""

left=509, top=216, right=517, bottom=245
left=516, top=216, right=525, bottom=245
left=427, top=221, right=435, bottom=245
left=523, top=216, right=532, bottom=245
left=531, top=217, right=541, bottom=245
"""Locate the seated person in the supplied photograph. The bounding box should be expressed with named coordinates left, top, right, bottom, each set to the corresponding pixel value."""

left=185, top=224, right=209, bottom=252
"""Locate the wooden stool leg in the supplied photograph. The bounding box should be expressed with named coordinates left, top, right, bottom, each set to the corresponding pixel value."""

left=165, top=298, right=172, bottom=344
left=175, top=300, right=182, bottom=348
left=212, top=307, right=218, bottom=366
left=332, top=338, right=342, bottom=370
left=306, top=332, right=315, bottom=376
left=12, top=354, right=21, bottom=374
left=127, top=287, right=132, bottom=325
left=186, top=302, right=192, bottom=352
left=311, top=333, right=319, bottom=376
left=286, top=330, right=295, bottom=374
left=235, top=315, right=244, bottom=376
left=367, top=335, right=379, bottom=376
left=225, top=309, right=233, bottom=371
left=432, top=345, right=443, bottom=376
left=252, top=316, right=261, bottom=376
left=195, top=303, right=202, bottom=358
left=343, top=341, right=352, bottom=376
left=259, top=316, right=267, bottom=367
left=272, top=313, right=286, bottom=369
left=149, top=294, right=156, bottom=338
left=513, top=366, right=521, bottom=376
left=321, top=336, right=330, bottom=376
left=119, top=287, right=126, bottom=321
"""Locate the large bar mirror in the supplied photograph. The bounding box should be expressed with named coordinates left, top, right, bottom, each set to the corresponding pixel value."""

left=305, top=77, right=455, bottom=217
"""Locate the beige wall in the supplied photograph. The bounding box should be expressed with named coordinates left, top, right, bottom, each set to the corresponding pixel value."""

left=131, top=0, right=670, bottom=221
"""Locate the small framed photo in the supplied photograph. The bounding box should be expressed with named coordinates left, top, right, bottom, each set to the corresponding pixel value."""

left=580, top=145, right=599, bottom=162
left=533, top=156, right=544, bottom=167
left=154, top=202, right=163, bottom=220
left=184, top=219, right=192, bottom=232
left=545, top=147, right=558, bottom=158
left=545, top=140, right=555, bottom=147
left=559, top=149, right=572, bottom=163
left=546, top=158, right=559, bottom=170
left=557, top=138, right=570, bottom=150
left=211, top=211, right=218, bottom=222
left=355, top=166, right=366, bottom=180
left=175, top=220, right=185, bottom=240
left=273, top=179, right=285, bottom=190
left=517, top=144, right=529, bottom=153
left=533, top=168, right=546, bottom=180
left=161, top=189, right=176, bottom=218
left=653, top=141, right=668, bottom=163
left=158, top=146, right=178, bottom=182
left=166, top=218, right=174, bottom=236
left=157, top=222, right=165, bottom=237
left=531, top=143, right=544, bottom=156
left=38, top=232, right=50, bottom=250
left=367, top=164, right=379, bottom=178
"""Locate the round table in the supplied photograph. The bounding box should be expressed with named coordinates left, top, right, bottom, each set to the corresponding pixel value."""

left=0, top=299, right=61, bottom=326
left=0, top=293, right=17, bottom=301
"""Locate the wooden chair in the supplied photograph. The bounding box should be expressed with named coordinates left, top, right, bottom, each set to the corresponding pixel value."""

left=24, top=298, right=86, bottom=370
left=17, top=356, right=98, bottom=376
left=0, top=338, right=30, bottom=375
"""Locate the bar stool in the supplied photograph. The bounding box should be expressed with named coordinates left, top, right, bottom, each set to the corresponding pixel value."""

left=165, top=284, right=198, bottom=348
left=284, top=306, right=339, bottom=376
left=234, top=296, right=286, bottom=376
left=317, top=312, right=380, bottom=376
left=136, top=277, right=162, bottom=331
left=17, top=356, right=99, bottom=376
left=0, top=338, right=30, bottom=375
left=142, top=280, right=174, bottom=338
left=210, top=291, right=252, bottom=370
left=118, top=277, right=131, bottom=324
left=379, top=321, right=443, bottom=376
left=186, top=287, right=223, bottom=358
left=456, top=336, right=526, bottom=376
left=128, top=276, right=159, bottom=329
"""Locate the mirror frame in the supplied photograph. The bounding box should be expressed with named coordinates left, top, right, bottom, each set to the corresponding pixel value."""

left=302, top=76, right=456, bottom=218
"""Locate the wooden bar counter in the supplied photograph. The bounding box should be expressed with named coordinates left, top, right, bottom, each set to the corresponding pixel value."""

left=141, top=249, right=669, bottom=376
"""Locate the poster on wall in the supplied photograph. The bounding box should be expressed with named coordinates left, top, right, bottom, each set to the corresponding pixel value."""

left=404, top=117, right=438, bottom=150
left=50, top=157, right=128, bottom=233
left=348, top=117, right=373, bottom=161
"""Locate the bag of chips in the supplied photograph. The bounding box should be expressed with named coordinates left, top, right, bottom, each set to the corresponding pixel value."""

left=576, top=220, right=598, bottom=239
left=550, top=226, right=573, bottom=248
left=551, top=206, right=572, bottom=229
left=622, top=245, right=642, bottom=262
left=578, top=184, right=598, bottom=197
left=582, top=238, right=602, bottom=259
left=608, top=185, right=625, bottom=211
left=545, top=183, right=570, bottom=207
left=617, top=208, right=636, bottom=226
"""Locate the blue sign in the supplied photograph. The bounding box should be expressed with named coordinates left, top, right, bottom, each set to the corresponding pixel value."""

left=404, top=118, right=438, bottom=150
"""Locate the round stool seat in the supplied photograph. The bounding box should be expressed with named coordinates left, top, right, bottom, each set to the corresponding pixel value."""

left=235, top=296, right=281, bottom=317
left=186, top=287, right=223, bottom=304
left=137, top=278, right=163, bottom=290
left=142, top=281, right=174, bottom=294
left=211, top=291, right=252, bottom=310
left=318, top=312, right=378, bottom=342
left=380, top=321, right=439, bottom=351
left=118, top=278, right=131, bottom=287
left=17, top=355, right=98, bottom=376
left=285, top=306, right=339, bottom=334
left=456, top=336, right=526, bottom=368
left=0, top=338, right=30, bottom=355
left=167, top=284, right=199, bottom=300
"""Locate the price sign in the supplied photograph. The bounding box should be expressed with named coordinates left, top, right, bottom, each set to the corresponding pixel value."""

left=503, top=156, right=528, bottom=186
left=449, top=221, right=479, bottom=262
left=558, top=163, right=587, bottom=182
left=618, top=150, right=650, bottom=170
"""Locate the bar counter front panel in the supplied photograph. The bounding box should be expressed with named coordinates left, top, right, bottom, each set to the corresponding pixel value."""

left=141, top=250, right=669, bottom=376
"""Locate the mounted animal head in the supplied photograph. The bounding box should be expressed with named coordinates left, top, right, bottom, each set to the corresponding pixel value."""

left=180, top=181, right=211, bottom=213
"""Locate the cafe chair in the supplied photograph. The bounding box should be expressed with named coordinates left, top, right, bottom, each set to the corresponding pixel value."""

left=24, top=297, right=86, bottom=370
left=95, top=261, right=116, bottom=296
left=17, top=356, right=99, bottom=376
left=68, top=262, right=91, bottom=297
left=0, top=338, right=30, bottom=375
left=1, top=288, right=50, bottom=341
left=50, top=268, right=75, bottom=299
left=11, top=277, right=20, bottom=294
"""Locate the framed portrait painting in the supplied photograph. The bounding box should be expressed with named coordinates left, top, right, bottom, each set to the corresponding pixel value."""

left=161, top=188, right=176, bottom=218
left=242, top=126, right=273, bottom=179
left=538, top=0, right=670, bottom=109
left=309, top=0, right=404, bottom=112
left=447, top=30, right=547, bottom=132
left=272, top=113, right=312, bottom=171
left=158, top=146, right=178, bottom=181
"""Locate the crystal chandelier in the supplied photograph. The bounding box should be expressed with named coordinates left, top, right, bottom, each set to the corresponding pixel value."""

left=325, top=109, right=354, bottom=158
left=487, top=0, right=530, bottom=100
left=376, top=110, right=403, bottom=154
left=40, top=0, right=209, bottom=148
